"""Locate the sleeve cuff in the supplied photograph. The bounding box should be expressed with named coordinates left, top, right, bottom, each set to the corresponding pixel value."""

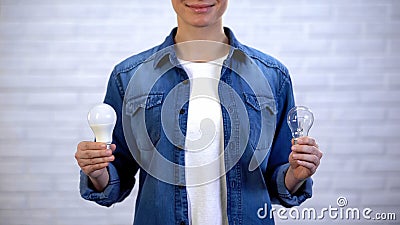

left=79, top=163, right=121, bottom=207
left=272, top=163, right=313, bottom=207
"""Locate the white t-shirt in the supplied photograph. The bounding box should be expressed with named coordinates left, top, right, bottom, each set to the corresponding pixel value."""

left=179, top=56, right=228, bottom=225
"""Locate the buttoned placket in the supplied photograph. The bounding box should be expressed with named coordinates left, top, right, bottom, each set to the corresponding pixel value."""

left=174, top=67, right=190, bottom=225
left=219, top=66, right=243, bottom=225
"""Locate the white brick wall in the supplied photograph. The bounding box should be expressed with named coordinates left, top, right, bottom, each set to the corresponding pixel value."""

left=0, top=0, right=398, bottom=224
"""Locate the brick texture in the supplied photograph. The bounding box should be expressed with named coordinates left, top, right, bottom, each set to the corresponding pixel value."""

left=0, top=0, right=399, bottom=224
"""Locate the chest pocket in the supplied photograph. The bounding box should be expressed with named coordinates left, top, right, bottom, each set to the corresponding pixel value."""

left=243, top=93, right=277, bottom=152
left=125, top=93, right=164, bottom=150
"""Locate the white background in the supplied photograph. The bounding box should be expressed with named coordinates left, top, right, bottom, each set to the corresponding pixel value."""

left=0, top=0, right=399, bottom=224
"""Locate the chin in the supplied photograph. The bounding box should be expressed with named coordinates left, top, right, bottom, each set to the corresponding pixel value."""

left=192, top=22, right=212, bottom=28
left=189, top=18, right=216, bottom=27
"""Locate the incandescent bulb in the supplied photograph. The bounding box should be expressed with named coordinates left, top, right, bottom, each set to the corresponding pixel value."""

left=87, top=103, right=117, bottom=148
left=287, top=106, right=314, bottom=144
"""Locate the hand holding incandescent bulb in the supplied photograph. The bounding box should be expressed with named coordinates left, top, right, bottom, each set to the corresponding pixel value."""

left=87, top=103, right=117, bottom=149
left=285, top=106, right=322, bottom=193
left=287, top=106, right=314, bottom=144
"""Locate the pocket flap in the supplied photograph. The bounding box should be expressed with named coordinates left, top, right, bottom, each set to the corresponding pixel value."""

left=125, top=93, right=163, bottom=115
left=243, top=93, right=277, bottom=115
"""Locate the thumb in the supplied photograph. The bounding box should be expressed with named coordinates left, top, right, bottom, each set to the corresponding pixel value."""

left=110, top=144, right=117, bottom=152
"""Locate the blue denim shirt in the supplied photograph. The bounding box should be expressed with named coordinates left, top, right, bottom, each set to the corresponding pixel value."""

left=80, top=27, right=312, bottom=225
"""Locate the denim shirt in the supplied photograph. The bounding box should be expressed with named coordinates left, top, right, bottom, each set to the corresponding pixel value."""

left=80, top=27, right=312, bottom=225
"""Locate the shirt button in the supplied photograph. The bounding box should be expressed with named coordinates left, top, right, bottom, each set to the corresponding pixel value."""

left=182, top=79, right=189, bottom=85
left=179, top=109, right=185, bottom=114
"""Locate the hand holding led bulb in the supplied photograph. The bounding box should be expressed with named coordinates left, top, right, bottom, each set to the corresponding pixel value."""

left=74, top=103, right=117, bottom=192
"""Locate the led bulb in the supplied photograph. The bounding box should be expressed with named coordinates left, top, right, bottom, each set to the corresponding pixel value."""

left=287, top=106, right=314, bottom=144
left=87, top=103, right=117, bottom=147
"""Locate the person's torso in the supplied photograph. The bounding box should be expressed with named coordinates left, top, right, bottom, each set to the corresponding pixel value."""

left=113, top=28, right=291, bottom=225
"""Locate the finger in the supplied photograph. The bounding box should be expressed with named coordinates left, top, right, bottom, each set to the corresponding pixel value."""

left=75, top=149, right=111, bottom=162
left=82, top=162, right=109, bottom=175
left=77, top=149, right=113, bottom=159
left=78, top=141, right=108, bottom=151
left=296, top=160, right=317, bottom=174
left=289, top=158, right=301, bottom=168
left=296, top=137, right=318, bottom=148
left=288, top=152, right=301, bottom=167
left=110, top=144, right=117, bottom=152
left=292, top=153, right=320, bottom=167
left=78, top=155, right=115, bottom=167
left=292, top=145, right=322, bottom=159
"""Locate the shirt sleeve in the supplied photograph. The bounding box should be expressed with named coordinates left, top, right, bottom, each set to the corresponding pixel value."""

left=271, top=163, right=313, bottom=207
left=265, top=69, right=313, bottom=207
left=79, top=163, right=124, bottom=207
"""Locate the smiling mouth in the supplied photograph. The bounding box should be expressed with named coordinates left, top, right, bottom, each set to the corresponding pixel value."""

left=186, top=3, right=215, bottom=13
